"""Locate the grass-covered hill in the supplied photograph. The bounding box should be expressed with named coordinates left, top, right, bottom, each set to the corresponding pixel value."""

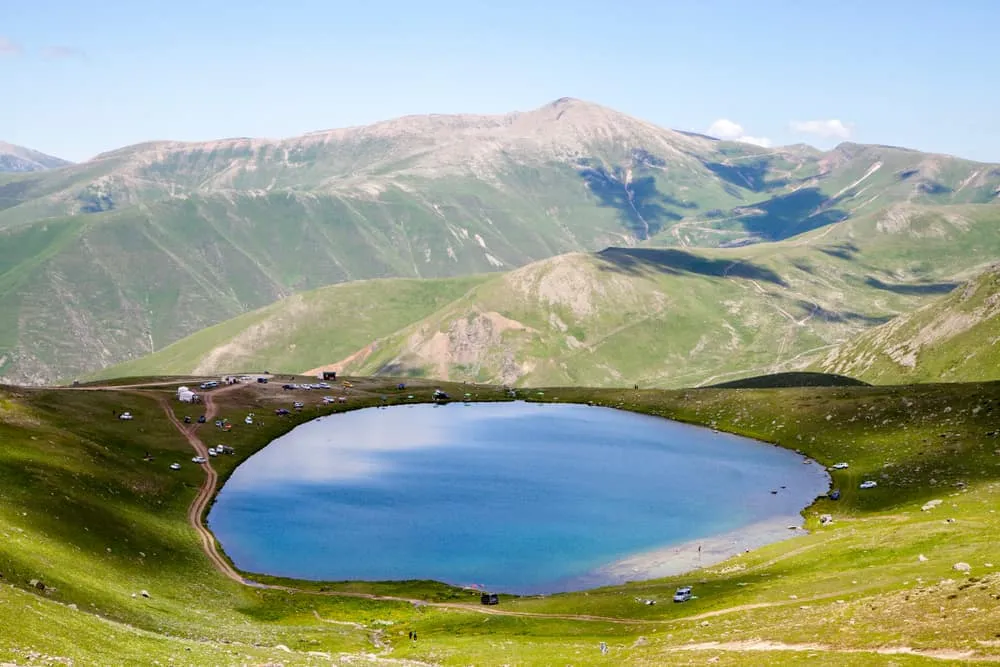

left=3, top=98, right=1000, bottom=385
left=816, top=265, right=1000, bottom=384
left=96, top=202, right=1000, bottom=389
left=1, top=377, right=998, bottom=664
left=706, top=372, right=869, bottom=389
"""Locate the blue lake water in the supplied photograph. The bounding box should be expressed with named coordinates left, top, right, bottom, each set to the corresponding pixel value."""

left=208, top=402, right=829, bottom=593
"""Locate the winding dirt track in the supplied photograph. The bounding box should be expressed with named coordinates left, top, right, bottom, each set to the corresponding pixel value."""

left=154, top=385, right=244, bottom=583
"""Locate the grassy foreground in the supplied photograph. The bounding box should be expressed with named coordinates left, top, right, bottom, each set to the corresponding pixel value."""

left=1, top=376, right=999, bottom=665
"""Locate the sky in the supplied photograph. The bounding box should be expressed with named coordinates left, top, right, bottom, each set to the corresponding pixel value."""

left=2, top=0, right=999, bottom=163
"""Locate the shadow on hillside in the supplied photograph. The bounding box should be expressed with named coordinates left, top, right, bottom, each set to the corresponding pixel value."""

left=704, top=159, right=788, bottom=193
left=865, top=276, right=960, bottom=295
left=795, top=300, right=896, bottom=325
left=596, top=247, right=787, bottom=286
left=375, top=362, right=426, bottom=378
left=577, top=158, right=695, bottom=240
left=0, top=177, right=43, bottom=213
left=818, top=242, right=861, bottom=260
left=736, top=188, right=848, bottom=241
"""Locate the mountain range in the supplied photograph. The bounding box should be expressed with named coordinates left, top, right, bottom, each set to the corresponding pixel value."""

left=3, top=98, right=1000, bottom=385
left=0, top=141, right=71, bottom=173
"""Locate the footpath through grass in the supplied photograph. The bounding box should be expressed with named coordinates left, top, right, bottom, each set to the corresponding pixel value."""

left=0, top=377, right=998, bottom=665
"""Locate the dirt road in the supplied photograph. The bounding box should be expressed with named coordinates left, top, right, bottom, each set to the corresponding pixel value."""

left=154, top=385, right=246, bottom=583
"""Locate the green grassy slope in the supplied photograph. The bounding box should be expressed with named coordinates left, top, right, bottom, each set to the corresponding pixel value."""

left=92, top=274, right=490, bottom=381
left=3, top=98, right=1000, bottom=385
left=1, top=379, right=998, bottom=664
left=815, top=265, right=1000, bottom=384
left=104, top=202, right=1000, bottom=389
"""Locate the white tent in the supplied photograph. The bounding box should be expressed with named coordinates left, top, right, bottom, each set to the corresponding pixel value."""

left=177, top=388, right=197, bottom=403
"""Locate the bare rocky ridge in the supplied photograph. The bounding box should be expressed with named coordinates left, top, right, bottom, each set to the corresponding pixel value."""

left=0, top=141, right=71, bottom=172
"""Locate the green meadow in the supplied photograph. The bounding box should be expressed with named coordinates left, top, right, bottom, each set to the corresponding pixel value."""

left=1, top=376, right=998, bottom=664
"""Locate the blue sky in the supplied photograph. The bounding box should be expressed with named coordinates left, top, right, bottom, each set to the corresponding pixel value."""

left=3, top=0, right=998, bottom=162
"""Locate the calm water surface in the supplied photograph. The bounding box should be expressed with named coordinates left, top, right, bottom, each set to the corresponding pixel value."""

left=209, top=402, right=829, bottom=593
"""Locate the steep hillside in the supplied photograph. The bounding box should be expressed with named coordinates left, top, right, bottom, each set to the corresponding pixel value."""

left=816, top=265, right=1000, bottom=383
left=102, top=202, right=1000, bottom=388
left=93, top=274, right=489, bottom=381
left=0, top=141, right=71, bottom=172
left=5, top=98, right=1000, bottom=384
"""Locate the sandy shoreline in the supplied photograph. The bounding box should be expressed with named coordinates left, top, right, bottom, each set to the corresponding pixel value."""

left=553, top=515, right=808, bottom=592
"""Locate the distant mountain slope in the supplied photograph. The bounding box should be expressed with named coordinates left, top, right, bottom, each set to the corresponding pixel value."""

left=0, top=141, right=71, bottom=172
left=5, top=98, right=1000, bottom=384
left=97, top=203, right=1000, bottom=388
left=815, top=265, right=1000, bottom=384
left=94, top=274, right=490, bottom=381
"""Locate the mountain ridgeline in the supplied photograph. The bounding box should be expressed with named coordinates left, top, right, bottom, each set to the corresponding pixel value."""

left=0, top=141, right=71, bottom=173
left=3, top=98, right=1000, bottom=385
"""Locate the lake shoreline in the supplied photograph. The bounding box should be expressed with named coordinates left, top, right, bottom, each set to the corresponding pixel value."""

left=548, top=514, right=810, bottom=593
left=212, top=402, right=829, bottom=594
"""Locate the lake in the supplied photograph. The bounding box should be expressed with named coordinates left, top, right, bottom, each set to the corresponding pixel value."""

left=208, top=401, right=830, bottom=593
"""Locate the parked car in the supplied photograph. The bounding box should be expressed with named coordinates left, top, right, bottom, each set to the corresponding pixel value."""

left=183, top=416, right=192, bottom=424
left=197, top=415, right=206, bottom=423
left=673, top=586, right=693, bottom=603
left=831, top=462, right=849, bottom=470
left=118, top=412, right=133, bottom=421
left=169, top=463, right=181, bottom=470
left=859, top=480, right=878, bottom=489
left=191, top=456, right=207, bottom=464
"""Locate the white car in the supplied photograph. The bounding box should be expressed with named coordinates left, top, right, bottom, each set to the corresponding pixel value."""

left=859, top=480, right=878, bottom=489
left=831, top=462, right=849, bottom=470
left=207, top=448, right=217, bottom=457
left=169, top=463, right=181, bottom=470
left=244, top=416, right=253, bottom=425
left=673, top=586, right=693, bottom=603
left=191, top=456, right=207, bottom=464
left=293, top=401, right=304, bottom=409
left=118, top=412, right=133, bottom=420
left=317, top=382, right=331, bottom=389
left=323, top=396, right=335, bottom=404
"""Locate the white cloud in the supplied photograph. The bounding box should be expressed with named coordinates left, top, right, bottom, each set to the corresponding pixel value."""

left=738, top=135, right=772, bottom=148
left=706, top=119, right=744, bottom=140
left=789, top=119, right=852, bottom=140
left=0, top=36, right=21, bottom=56
left=706, top=119, right=772, bottom=147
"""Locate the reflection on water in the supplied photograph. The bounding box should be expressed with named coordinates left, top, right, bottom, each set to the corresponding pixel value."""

left=209, top=402, right=829, bottom=593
